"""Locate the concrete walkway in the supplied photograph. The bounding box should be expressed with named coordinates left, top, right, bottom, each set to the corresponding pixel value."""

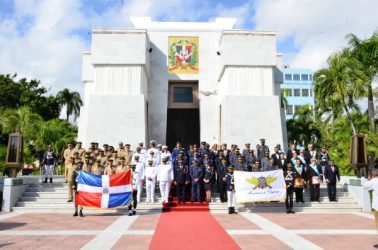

left=0, top=211, right=377, bottom=249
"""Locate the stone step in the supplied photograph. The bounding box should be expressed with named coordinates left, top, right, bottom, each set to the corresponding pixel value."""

left=211, top=207, right=362, bottom=213
left=12, top=207, right=161, bottom=214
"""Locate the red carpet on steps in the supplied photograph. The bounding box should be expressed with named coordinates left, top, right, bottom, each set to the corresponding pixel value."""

left=149, top=203, right=240, bottom=250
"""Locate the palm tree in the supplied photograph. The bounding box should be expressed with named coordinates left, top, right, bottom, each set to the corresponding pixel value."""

left=0, top=107, right=43, bottom=142
left=56, top=88, right=83, bottom=121
left=314, top=49, right=368, bottom=135
left=346, top=32, right=378, bottom=134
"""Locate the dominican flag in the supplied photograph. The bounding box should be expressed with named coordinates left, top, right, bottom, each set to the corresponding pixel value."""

left=75, top=171, right=132, bottom=208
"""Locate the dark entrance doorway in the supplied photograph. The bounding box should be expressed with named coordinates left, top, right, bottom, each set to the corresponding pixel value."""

left=166, top=81, right=199, bottom=150
left=166, top=109, right=200, bottom=150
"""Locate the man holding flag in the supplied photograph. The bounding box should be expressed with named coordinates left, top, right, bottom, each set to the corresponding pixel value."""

left=74, top=163, right=133, bottom=210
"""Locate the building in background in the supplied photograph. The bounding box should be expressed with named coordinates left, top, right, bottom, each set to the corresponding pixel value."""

left=78, top=17, right=287, bottom=149
left=281, top=68, right=315, bottom=120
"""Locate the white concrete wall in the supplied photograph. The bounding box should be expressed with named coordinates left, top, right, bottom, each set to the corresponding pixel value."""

left=219, top=67, right=274, bottom=96
left=2, top=177, right=39, bottom=212
left=80, top=95, right=146, bottom=148
left=91, top=30, right=148, bottom=66
left=147, top=30, right=223, bottom=145
left=219, top=31, right=277, bottom=67
left=220, top=95, right=284, bottom=148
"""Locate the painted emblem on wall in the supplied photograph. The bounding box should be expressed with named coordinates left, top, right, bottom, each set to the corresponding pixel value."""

left=168, top=36, right=199, bottom=74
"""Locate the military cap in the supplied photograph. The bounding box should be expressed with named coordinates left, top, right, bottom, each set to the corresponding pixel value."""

left=201, top=141, right=206, bottom=145
left=130, top=163, right=136, bottom=167
left=103, top=144, right=108, bottom=147
left=245, top=143, right=251, bottom=146
left=119, top=142, right=123, bottom=145
left=77, top=141, right=82, bottom=144
left=150, top=140, right=156, bottom=144
left=162, top=145, right=168, bottom=149
left=157, top=144, right=162, bottom=148
left=125, top=144, right=130, bottom=147
left=136, top=146, right=141, bottom=149
left=260, top=138, right=265, bottom=142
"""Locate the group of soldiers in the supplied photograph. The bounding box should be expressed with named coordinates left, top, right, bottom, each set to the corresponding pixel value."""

left=59, top=139, right=340, bottom=215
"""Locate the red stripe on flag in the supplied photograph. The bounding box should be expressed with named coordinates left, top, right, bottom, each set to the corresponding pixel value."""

left=75, top=192, right=102, bottom=208
left=110, top=170, right=131, bottom=186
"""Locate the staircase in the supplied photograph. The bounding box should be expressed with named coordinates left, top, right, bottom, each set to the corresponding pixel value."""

left=209, top=183, right=362, bottom=213
left=12, top=176, right=161, bottom=214
left=12, top=177, right=361, bottom=214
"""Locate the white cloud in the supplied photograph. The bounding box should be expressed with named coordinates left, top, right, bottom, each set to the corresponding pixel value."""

left=0, top=0, right=87, bottom=94
left=252, top=0, right=378, bottom=70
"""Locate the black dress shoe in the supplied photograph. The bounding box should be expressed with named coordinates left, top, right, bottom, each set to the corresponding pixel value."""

left=132, top=210, right=136, bottom=215
left=286, top=211, right=290, bottom=214
left=79, top=211, right=84, bottom=217
left=290, top=211, right=296, bottom=214
left=73, top=212, right=78, bottom=217
left=67, top=199, right=73, bottom=202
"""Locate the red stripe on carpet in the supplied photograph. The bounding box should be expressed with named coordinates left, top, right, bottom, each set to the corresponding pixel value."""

left=150, top=203, right=240, bottom=250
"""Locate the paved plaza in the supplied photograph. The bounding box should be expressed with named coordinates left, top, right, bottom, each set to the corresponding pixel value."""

left=0, top=210, right=377, bottom=249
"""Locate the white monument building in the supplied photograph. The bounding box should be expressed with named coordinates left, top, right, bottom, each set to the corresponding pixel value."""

left=78, top=17, right=287, bottom=149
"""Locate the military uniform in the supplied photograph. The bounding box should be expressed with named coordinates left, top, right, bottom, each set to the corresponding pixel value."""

left=72, top=163, right=83, bottom=217
left=157, top=160, right=173, bottom=203
left=217, top=161, right=228, bottom=202
left=129, top=165, right=139, bottom=216
left=145, top=161, right=157, bottom=203
left=66, top=158, right=77, bottom=202
left=42, top=147, right=57, bottom=183
left=257, top=139, right=269, bottom=160
left=189, top=162, right=203, bottom=202
left=63, top=145, right=73, bottom=182
left=174, top=162, right=189, bottom=203
left=284, top=168, right=297, bottom=213
left=135, top=160, right=145, bottom=202
left=226, top=166, right=237, bottom=214
left=203, top=165, right=215, bottom=202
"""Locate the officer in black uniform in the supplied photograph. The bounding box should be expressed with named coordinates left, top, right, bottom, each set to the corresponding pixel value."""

left=284, top=163, right=297, bottom=214
left=174, top=159, right=190, bottom=203
left=72, top=162, right=84, bottom=217
left=217, top=158, right=228, bottom=202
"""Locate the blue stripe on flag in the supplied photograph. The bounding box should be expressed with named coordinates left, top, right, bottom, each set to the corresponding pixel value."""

left=78, top=171, right=102, bottom=187
left=108, top=193, right=132, bottom=208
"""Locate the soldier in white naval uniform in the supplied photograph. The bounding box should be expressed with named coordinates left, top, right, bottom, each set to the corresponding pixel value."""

left=157, top=157, right=173, bottom=203
left=134, top=156, right=145, bottom=203
left=145, top=159, right=157, bottom=203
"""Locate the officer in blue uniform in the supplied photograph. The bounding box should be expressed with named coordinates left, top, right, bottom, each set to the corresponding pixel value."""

left=190, top=159, right=203, bottom=202
left=174, top=159, right=190, bottom=203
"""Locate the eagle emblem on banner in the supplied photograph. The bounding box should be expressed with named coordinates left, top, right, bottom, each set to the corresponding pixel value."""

left=246, top=176, right=277, bottom=190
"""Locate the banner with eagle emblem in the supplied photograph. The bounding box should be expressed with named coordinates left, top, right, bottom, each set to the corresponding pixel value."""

left=234, top=170, right=286, bottom=203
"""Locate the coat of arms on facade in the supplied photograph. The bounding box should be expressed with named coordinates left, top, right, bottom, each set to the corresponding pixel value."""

left=246, top=176, right=277, bottom=190
left=168, top=37, right=199, bottom=74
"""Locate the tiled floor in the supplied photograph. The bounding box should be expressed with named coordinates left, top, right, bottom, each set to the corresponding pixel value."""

left=0, top=211, right=377, bottom=249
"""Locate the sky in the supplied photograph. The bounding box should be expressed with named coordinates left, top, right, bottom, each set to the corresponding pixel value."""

left=0, top=0, right=377, bottom=96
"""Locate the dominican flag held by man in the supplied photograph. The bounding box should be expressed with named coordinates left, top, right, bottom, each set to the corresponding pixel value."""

left=75, top=170, right=132, bottom=209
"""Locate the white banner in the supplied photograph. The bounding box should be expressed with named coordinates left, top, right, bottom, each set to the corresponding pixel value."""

left=234, top=170, right=286, bottom=203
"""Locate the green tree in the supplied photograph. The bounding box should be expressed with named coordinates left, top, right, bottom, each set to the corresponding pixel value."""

left=286, top=105, right=321, bottom=146
left=56, top=88, right=83, bottom=121
left=0, top=74, right=60, bottom=120
left=0, top=107, right=43, bottom=142
left=314, top=49, right=368, bottom=135
left=346, top=32, right=378, bottom=134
